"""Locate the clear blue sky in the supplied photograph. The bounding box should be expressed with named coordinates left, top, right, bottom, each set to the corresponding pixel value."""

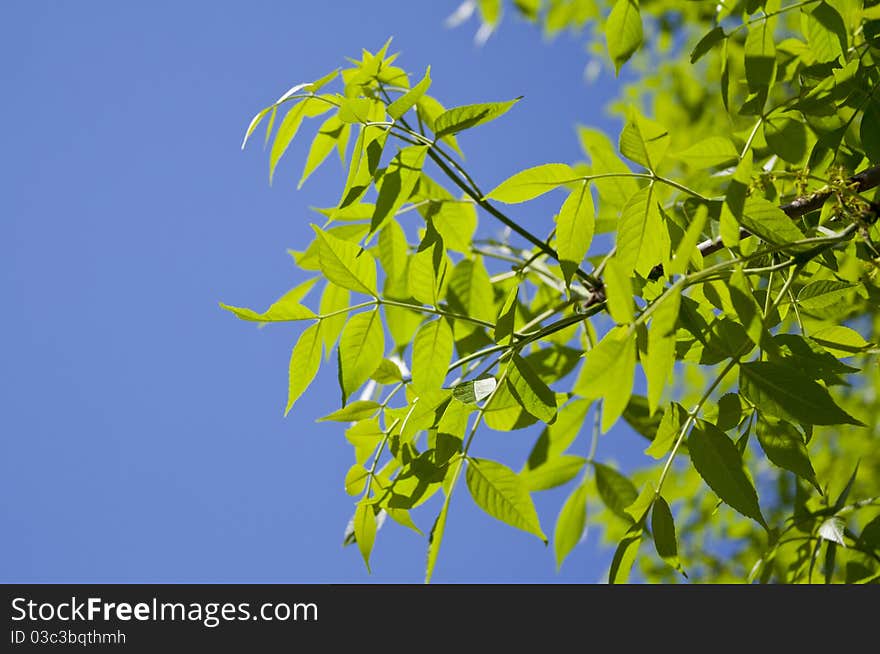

left=1, top=1, right=647, bottom=582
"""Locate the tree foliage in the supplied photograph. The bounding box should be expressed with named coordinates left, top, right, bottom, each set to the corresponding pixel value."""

left=224, top=1, right=880, bottom=583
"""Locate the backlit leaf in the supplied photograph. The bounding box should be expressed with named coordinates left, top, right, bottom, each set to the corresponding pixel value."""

left=688, top=419, right=767, bottom=528
left=484, top=163, right=577, bottom=203
left=286, top=322, right=323, bottom=416
left=466, top=457, right=547, bottom=542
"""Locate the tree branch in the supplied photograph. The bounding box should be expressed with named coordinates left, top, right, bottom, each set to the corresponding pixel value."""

left=644, top=163, right=880, bottom=282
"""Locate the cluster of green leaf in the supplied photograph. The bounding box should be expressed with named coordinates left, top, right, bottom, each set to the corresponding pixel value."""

left=224, top=1, right=880, bottom=583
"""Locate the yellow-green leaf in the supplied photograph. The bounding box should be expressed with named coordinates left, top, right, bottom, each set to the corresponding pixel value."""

left=338, top=310, right=385, bottom=403
left=312, top=225, right=378, bottom=296
left=484, top=163, right=577, bottom=203
left=606, top=0, right=643, bottom=74
left=465, top=457, right=547, bottom=542
left=286, top=322, right=323, bottom=416
left=411, top=318, right=454, bottom=393
left=554, top=482, right=588, bottom=570
left=556, top=182, right=595, bottom=284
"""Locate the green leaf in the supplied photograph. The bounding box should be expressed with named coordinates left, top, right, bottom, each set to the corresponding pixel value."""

left=668, top=203, right=708, bottom=276
left=286, top=322, right=323, bottom=416
left=377, top=220, right=408, bottom=290
left=555, top=182, right=595, bottom=285
left=452, top=377, right=498, bottom=405
left=810, top=325, right=871, bottom=357
left=737, top=198, right=805, bottom=246
left=720, top=151, right=752, bottom=249
left=763, top=114, right=807, bottom=164
left=447, top=257, right=495, bottom=327
left=338, top=111, right=388, bottom=209
left=605, top=0, right=643, bottom=74
left=411, top=318, right=454, bottom=393
left=804, top=2, right=846, bottom=63
left=796, top=280, right=855, bottom=312
left=319, top=282, right=349, bottom=354
left=652, top=496, right=685, bottom=576
left=623, top=482, right=656, bottom=523
left=387, top=66, right=431, bottom=120
left=484, top=163, right=577, bottom=203
left=756, top=417, right=821, bottom=492
left=608, top=525, right=642, bottom=583
left=507, top=354, right=557, bottom=423
left=494, top=285, right=518, bottom=346
left=619, top=110, right=669, bottom=171
left=345, top=464, right=370, bottom=496
left=728, top=266, right=764, bottom=346
left=353, top=502, right=377, bottom=573
left=740, top=361, right=863, bottom=426
left=615, top=185, right=669, bottom=278
left=690, top=26, right=726, bottom=64
left=578, top=127, right=640, bottom=208
left=370, top=145, right=428, bottom=235
left=312, top=225, right=378, bottom=296
left=433, top=98, right=521, bottom=138
left=269, top=98, right=331, bottom=184
left=554, top=482, right=588, bottom=570
left=576, top=327, right=635, bottom=432
left=299, top=114, right=351, bottom=189
left=744, top=20, right=777, bottom=92
left=594, top=462, right=639, bottom=521
left=400, top=389, right=452, bottom=441
left=338, top=310, right=385, bottom=403
left=407, top=240, right=449, bottom=306
left=860, top=99, right=880, bottom=164
left=604, top=257, right=633, bottom=324
left=220, top=280, right=317, bottom=323
left=645, top=402, right=683, bottom=459
left=345, top=418, right=384, bottom=464
left=319, top=400, right=380, bottom=422
left=337, top=97, right=375, bottom=124
left=674, top=136, right=738, bottom=169
left=521, top=455, right=586, bottom=492
left=426, top=479, right=454, bottom=583
left=644, top=285, right=681, bottom=414
left=371, top=358, right=404, bottom=384
left=465, top=457, right=547, bottom=542
left=688, top=419, right=767, bottom=528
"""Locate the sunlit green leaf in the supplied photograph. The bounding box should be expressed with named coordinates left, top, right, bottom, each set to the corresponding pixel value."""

left=556, top=181, right=595, bottom=284
left=507, top=354, right=557, bottom=423
left=606, top=0, right=643, bottom=74
left=521, top=454, right=586, bottom=492
left=576, top=326, right=635, bottom=432
left=353, top=502, right=377, bottom=572
left=484, top=163, right=577, bottom=203
left=433, top=98, right=521, bottom=138
left=286, top=322, right=323, bottom=416
left=319, top=400, right=381, bottom=422
left=387, top=66, right=431, bottom=120
left=312, top=225, right=378, bottom=296
left=338, top=310, right=385, bottom=403
left=554, top=481, right=588, bottom=570
left=411, top=318, right=454, bottom=393
left=466, top=457, right=547, bottom=542
left=644, top=285, right=681, bottom=414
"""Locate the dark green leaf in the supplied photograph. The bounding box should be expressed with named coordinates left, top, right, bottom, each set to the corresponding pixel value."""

left=594, top=462, right=639, bottom=521
left=740, top=361, right=863, bottom=426
left=688, top=419, right=767, bottom=528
